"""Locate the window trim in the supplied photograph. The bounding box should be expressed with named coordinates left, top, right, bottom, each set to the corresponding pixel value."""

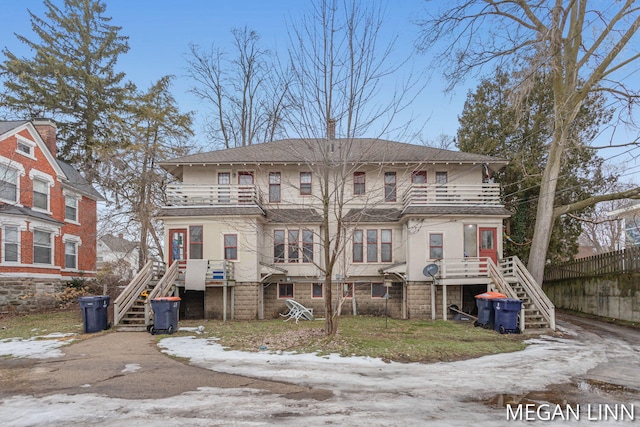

left=189, top=225, right=204, bottom=260
left=223, top=233, right=238, bottom=260
left=269, top=172, right=281, bottom=203
left=29, top=170, right=54, bottom=214
left=429, top=232, right=444, bottom=260
left=300, top=172, right=312, bottom=195
left=64, top=191, right=80, bottom=224
left=353, top=171, right=366, bottom=195
left=278, top=282, right=294, bottom=299
left=16, top=136, right=36, bottom=160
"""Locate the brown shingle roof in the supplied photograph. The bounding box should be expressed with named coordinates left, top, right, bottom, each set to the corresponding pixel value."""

left=157, top=206, right=264, bottom=217
left=343, top=208, right=402, bottom=223
left=160, top=138, right=506, bottom=167
left=265, top=208, right=323, bottom=223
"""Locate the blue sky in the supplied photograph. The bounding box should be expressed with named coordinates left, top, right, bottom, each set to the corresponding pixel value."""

left=1, top=1, right=638, bottom=183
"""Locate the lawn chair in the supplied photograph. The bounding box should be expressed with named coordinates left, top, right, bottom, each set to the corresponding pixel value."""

left=280, top=299, right=314, bottom=324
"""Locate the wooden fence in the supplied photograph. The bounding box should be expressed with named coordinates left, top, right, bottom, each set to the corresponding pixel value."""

left=544, top=246, right=640, bottom=281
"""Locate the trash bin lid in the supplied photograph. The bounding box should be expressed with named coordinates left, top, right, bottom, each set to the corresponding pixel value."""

left=475, top=291, right=506, bottom=299
left=153, top=296, right=181, bottom=301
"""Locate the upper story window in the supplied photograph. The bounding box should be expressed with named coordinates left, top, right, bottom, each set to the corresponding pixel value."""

left=302, top=230, right=313, bottom=263
left=274, top=230, right=285, bottom=263
left=353, top=230, right=363, bottom=262
left=274, top=229, right=313, bottom=263
left=353, top=228, right=392, bottom=263
left=189, top=226, right=203, bottom=259
left=224, top=234, right=237, bottom=260
left=65, top=194, right=78, bottom=222
left=269, top=172, right=281, bottom=203
left=0, top=163, right=19, bottom=203
left=354, top=172, right=366, bottom=195
left=288, top=229, right=299, bottom=262
left=16, top=136, right=36, bottom=159
left=218, top=172, right=231, bottom=203
left=412, top=171, right=427, bottom=184
left=384, top=172, right=396, bottom=202
left=238, top=171, right=254, bottom=204
left=300, top=172, right=312, bottom=195
left=367, top=230, right=378, bottom=262
left=429, top=233, right=443, bottom=259
left=33, top=229, right=53, bottom=265
left=3, top=226, right=19, bottom=263
left=436, top=171, right=448, bottom=184
left=381, top=229, right=392, bottom=263
left=33, top=178, right=49, bottom=211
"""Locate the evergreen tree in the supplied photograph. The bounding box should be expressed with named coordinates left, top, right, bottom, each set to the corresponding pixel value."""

left=1, top=0, right=131, bottom=175
left=457, top=70, right=614, bottom=263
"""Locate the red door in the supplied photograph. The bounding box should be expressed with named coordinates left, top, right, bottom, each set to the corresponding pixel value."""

left=479, top=227, right=497, bottom=265
left=169, top=229, right=187, bottom=261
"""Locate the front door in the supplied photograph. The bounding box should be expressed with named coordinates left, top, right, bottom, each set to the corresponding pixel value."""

left=169, top=229, right=187, bottom=261
left=479, top=227, right=498, bottom=264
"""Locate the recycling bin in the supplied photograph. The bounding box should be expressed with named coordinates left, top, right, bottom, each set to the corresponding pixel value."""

left=149, top=296, right=181, bottom=335
left=78, top=295, right=111, bottom=333
left=474, top=291, right=506, bottom=329
left=493, top=298, right=522, bottom=334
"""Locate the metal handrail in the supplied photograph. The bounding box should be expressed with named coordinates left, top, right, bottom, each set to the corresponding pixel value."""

left=113, top=261, right=153, bottom=326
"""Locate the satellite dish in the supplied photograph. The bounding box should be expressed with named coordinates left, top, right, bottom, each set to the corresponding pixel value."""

left=423, top=263, right=439, bottom=278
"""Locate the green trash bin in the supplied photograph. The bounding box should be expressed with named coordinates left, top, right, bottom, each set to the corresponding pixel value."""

left=78, top=296, right=111, bottom=333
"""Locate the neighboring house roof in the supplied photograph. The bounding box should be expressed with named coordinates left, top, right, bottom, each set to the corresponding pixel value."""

left=0, top=120, right=28, bottom=136
left=99, top=234, right=138, bottom=254
left=160, top=138, right=508, bottom=178
left=56, top=159, right=105, bottom=201
left=0, top=205, right=65, bottom=225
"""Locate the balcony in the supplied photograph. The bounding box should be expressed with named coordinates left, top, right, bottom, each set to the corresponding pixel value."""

left=165, top=184, right=263, bottom=208
left=402, top=183, right=502, bottom=212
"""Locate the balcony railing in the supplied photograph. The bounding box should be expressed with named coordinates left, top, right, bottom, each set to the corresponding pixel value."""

left=166, top=184, right=262, bottom=207
left=402, top=183, right=502, bottom=210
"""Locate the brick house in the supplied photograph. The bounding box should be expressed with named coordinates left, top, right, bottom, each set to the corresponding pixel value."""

left=0, top=119, right=103, bottom=307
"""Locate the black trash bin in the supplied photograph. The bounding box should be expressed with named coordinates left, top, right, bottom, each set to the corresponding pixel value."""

left=78, top=295, right=111, bottom=333
left=474, top=292, right=506, bottom=329
left=150, top=297, right=181, bottom=335
left=493, top=298, right=522, bottom=334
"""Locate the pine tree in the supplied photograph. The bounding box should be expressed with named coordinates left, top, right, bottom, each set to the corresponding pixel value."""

left=1, top=0, right=131, bottom=175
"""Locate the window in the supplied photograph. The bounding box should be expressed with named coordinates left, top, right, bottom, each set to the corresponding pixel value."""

left=302, top=230, right=313, bottom=263
left=0, top=164, right=18, bottom=202
left=218, top=173, right=231, bottom=203
left=300, top=172, right=312, bottom=195
left=436, top=172, right=448, bottom=201
left=381, top=229, right=392, bottom=263
left=33, top=178, right=49, bottom=210
left=269, top=172, right=281, bottom=202
left=224, top=234, right=237, bottom=260
left=367, top=230, right=378, bottom=262
left=372, top=283, right=386, bottom=298
left=238, top=171, right=254, bottom=203
left=312, top=283, right=323, bottom=298
left=353, top=230, right=363, bottom=262
left=464, top=224, right=477, bottom=257
left=65, top=195, right=78, bottom=222
left=353, top=172, right=365, bottom=195
left=278, top=282, right=294, bottom=299
left=274, top=230, right=285, bottom=262
left=429, top=233, right=443, bottom=259
left=3, top=226, right=19, bottom=263
left=343, top=283, right=353, bottom=298
left=384, top=172, right=396, bottom=202
left=412, top=171, right=427, bottom=184
left=189, top=226, right=203, bottom=259
left=17, top=141, right=32, bottom=156
left=65, top=241, right=77, bottom=269
left=436, top=171, right=448, bottom=184
left=33, top=230, right=52, bottom=264
left=288, top=230, right=299, bottom=262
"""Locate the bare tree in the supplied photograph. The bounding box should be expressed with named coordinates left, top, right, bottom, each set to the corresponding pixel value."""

left=185, top=27, right=289, bottom=148
left=416, top=1, right=640, bottom=283
left=285, top=0, right=423, bottom=335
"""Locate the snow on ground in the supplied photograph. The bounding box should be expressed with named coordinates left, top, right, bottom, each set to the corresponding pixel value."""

left=0, top=323, right=638, bottom=426
left=0, top=333, right=73, bottom=359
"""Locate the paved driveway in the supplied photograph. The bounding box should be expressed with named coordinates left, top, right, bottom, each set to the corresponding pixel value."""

left=0, top=312, right=638, bottom=426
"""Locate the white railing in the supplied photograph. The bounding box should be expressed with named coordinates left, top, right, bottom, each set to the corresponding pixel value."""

left=502, top=256, right=555, bottom=330
left=175, top=259, right=235, bottom=282
left=165, top=184, right=262, bottom=207
left=402, top=183, right=502, bottom=210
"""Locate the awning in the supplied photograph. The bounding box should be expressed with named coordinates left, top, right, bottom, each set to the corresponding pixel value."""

left=259, top=262, right=288, bottom=282
left=381, top=262, right=406, bottom=281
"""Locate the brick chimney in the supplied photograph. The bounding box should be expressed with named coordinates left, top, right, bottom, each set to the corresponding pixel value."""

left=32, top=118, right=57, bottom=157
left=327, top=118, right=336, bottom=140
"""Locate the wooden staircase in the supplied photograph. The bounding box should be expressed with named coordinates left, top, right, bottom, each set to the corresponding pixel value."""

left=113, top=260, right=180, bottom=332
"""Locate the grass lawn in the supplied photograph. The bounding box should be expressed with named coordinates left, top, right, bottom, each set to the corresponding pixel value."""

left=0, top=311, right=528, bottom=363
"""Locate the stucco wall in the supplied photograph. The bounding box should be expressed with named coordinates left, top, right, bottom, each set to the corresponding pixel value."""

left=544, top=274, right=640, bottom=323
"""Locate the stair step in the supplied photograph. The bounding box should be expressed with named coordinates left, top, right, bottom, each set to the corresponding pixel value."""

left=115, top=325, right=148, bottom=332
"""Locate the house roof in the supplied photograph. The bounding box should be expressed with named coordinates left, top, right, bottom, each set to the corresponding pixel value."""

left=344, top=208, right=402, bottom=223
left=159, top=138, right=508, bottom=179
left=99, top=234, right=138, bottom=253
left=0, top=120, right=28, bottom=137
left=0, top=205, right=65, bottom=225
left=157, top=206, right=265, bottom=218
left=56, top=159, right=105, bottom=201
left=265, top=208, right=323, bottom=223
